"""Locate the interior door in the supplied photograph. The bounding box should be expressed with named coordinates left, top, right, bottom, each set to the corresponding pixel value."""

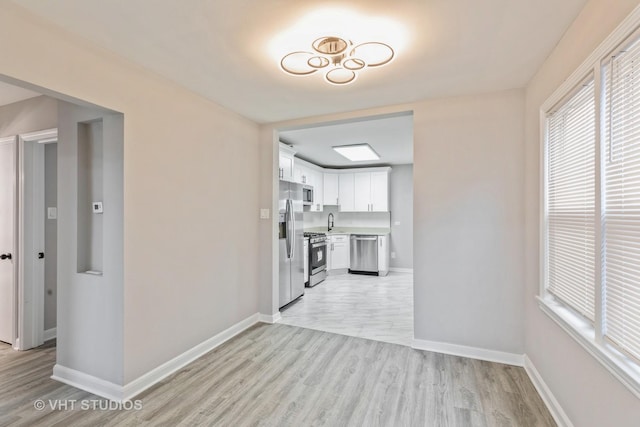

left=0, top=137, right=16, bottom=344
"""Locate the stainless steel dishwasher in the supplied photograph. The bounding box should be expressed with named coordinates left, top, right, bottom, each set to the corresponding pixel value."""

left=349, top=235, right=378, bottom=274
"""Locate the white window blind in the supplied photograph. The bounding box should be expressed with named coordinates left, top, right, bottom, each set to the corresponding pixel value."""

left=546, top=77, right=597, bottom=321
left=603, top=35, right=640, bottom=362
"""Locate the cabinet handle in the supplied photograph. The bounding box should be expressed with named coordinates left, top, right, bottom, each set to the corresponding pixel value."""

left=336, top=198, right=339, bottom=205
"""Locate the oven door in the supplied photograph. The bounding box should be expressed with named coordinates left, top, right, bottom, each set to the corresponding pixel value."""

left=310, top=240, right=326, bottom=274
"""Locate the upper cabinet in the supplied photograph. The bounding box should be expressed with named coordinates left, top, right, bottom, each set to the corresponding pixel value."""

left=279, top=147, right=391, bottom=213
left=279, top=143, right=295, bottom=182
left=309, top=169, right=323, bottom=212
left=369, top=171, right=389, bottom=212
left=324, top=173, right=339, bottom=206
left=338, top=173, right=356, bottom=212
left=347, top=170, right=390, bottom=212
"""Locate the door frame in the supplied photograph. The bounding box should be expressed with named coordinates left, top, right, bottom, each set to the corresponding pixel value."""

left=16, top=128, right=57, bottom=350
left=0, top=136, right=18, bottom=348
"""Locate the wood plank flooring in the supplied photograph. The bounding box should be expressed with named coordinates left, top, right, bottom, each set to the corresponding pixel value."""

left=0, top=324, right=555, bottom=426
left=280, top=272, right=414, bottom=346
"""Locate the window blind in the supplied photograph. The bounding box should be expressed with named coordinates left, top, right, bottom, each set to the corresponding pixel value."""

left=546, top=77, right=597, bottom=321
left=603, top=36, right=640, bottom=362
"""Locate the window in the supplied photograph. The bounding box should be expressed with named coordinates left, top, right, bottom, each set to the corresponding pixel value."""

left=542, top=24, right=640, bottom=396
left=603, top=36, right=640, bottom=363
left=546, top=77, right=596, bottom=321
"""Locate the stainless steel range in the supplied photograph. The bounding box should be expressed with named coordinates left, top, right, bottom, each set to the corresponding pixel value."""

left=304, top=232, right=327, bottom=287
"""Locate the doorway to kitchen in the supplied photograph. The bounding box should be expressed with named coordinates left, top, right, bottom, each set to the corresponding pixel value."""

left=274, top=111, right=414, bottom=346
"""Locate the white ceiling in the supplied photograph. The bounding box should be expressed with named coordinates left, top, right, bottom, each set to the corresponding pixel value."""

left=0, top=80, right=40, bottom=107
left=280, top=113, right=413, bottom=167
left=12, top=0, right=588, bottom=124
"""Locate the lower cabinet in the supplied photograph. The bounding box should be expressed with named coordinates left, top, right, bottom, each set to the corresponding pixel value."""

left=377, top=234, right=389, bottom=276
left=328, top=234, right=349, bottom=270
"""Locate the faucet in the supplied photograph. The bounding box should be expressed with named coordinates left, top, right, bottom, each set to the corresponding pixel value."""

left=328, top=213, right=334, bottom=232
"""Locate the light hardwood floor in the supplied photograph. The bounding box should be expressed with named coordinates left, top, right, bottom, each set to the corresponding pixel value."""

left=0, top=324, right=555, bottom=426
left=280, top=272, right=414, bottom=346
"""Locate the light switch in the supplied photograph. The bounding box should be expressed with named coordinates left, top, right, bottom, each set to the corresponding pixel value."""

left=260, top=208, right=270, bottom=219
left=47, top=207, right=57, bottom=219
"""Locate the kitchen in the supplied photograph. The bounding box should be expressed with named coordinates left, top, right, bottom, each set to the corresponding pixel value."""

left=276, top=113, right=414, bottom=345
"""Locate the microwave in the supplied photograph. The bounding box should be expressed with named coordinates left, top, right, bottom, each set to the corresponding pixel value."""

left=302, top=185, right=313, bottom=206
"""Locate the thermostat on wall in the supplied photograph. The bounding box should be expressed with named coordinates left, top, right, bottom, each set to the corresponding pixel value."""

left=92, top=202, right=103, bottom=213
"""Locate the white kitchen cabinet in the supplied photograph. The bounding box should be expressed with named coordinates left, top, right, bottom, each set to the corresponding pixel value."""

left=324, top=173, right=339, bottom=206
left=370, top=171, right=389, bottom=212
left=329, top=234, right=349, bottom=270
left=377, top=234, right=389, bottom=276
left=353, top=172, right=371, bottom=211
left=351, top=171, right=389, bottom=212
left=338, top=173, right=355, bottom=212
left=279, top=144, right=295, bottom=182
left=294, top=164, right=311, bottom=185
left=309, top=169, right=323, bottom=212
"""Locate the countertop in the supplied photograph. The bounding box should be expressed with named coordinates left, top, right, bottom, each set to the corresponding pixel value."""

left=304, top=226, right=390, bottom=236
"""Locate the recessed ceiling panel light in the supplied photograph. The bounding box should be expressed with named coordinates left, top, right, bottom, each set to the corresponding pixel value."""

left=333, top=144, right=380, bottom=162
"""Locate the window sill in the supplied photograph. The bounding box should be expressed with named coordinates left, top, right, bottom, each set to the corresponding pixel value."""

left=537, top=295, right=640, bottom=399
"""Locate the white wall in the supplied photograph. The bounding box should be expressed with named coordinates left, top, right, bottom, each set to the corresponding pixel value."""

left=524, top=1, right=640, bottom=426
left=413, top=90, right=524, bottom=353
left=0, top=2, right=260, bottom=385
left=57, top=101, right=124, bottom=384
left=0, top=95, right=56, bottom=137
left=389, top=164, right=413, bottom=269
left=260, top=89, right=526, bottom=355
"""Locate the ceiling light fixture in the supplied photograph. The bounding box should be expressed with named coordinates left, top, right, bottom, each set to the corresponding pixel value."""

left=280, top=36, right=394, bottom=85
left=333, top=144, right=380, bottom=161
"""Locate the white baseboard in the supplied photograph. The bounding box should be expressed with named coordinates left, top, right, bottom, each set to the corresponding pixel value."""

left=523, top=355, right=574, bottom=427
left=52, top=364, right=124, bottom=401
left=412, top=338, right=524, bottom=367
left=51, top=313, right=261, bottom=402
left=122, top=312, right=260, bottom=401
left=44, top=327, right=57, bottom=341
left=389, top=267, right=413, bottom=274
left=259, top=312, right=281, bottom=324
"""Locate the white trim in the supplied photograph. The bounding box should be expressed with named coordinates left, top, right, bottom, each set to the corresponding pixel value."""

left=20, top=128, right=58, bottom=144
left=52, top=364, right=124, bottom=402
left=411, top=338, right=524, bottom=367
left=538, top=297, right=640, bottom=399
left=541, top=4, right=640, bottom=112
left=121, top=313, right=260, bottom=401
left=0, top=136, right=17, bottom=348
left=18, top=136, right=45, bottom=350
left=259, top=312, right=281, bottom=324
left=43, top=327, right=56, bottom=341
left=389, top=267, right=413, bottom=274
left=524, top=355, right=574, bottom=427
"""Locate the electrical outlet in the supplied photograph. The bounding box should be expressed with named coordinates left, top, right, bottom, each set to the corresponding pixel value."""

left=391, top=252, right=396, bottom=259
left=260, top=208, right=270, bottom=219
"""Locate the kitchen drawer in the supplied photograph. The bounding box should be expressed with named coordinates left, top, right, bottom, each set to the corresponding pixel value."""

left=330, top=234, right=348, bottom=242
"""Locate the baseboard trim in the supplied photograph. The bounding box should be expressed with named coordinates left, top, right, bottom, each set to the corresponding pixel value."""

left=259, top=312, right=281, bottom=324
left=389, top=267, right=413, bottom=274
left=52, top=364, right=124, bottom=401
left=122, top=312, right=260, bottom=401
left=412, top=338, right=524, bottom=367
left=44, top=327, right=57, bottom=341
left=523, top=355, right=574, bottom=427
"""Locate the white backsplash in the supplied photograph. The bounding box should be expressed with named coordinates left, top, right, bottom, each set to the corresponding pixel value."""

left=303, top=206, right=390, bottom=230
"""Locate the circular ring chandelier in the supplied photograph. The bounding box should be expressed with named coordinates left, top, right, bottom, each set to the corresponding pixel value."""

left=280, top=36, right=395, bottom=85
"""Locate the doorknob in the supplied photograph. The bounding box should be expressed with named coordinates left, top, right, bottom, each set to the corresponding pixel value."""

left=38, top=252, right=45, bottom=259
left=0, top=253, right=12, bottom=260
